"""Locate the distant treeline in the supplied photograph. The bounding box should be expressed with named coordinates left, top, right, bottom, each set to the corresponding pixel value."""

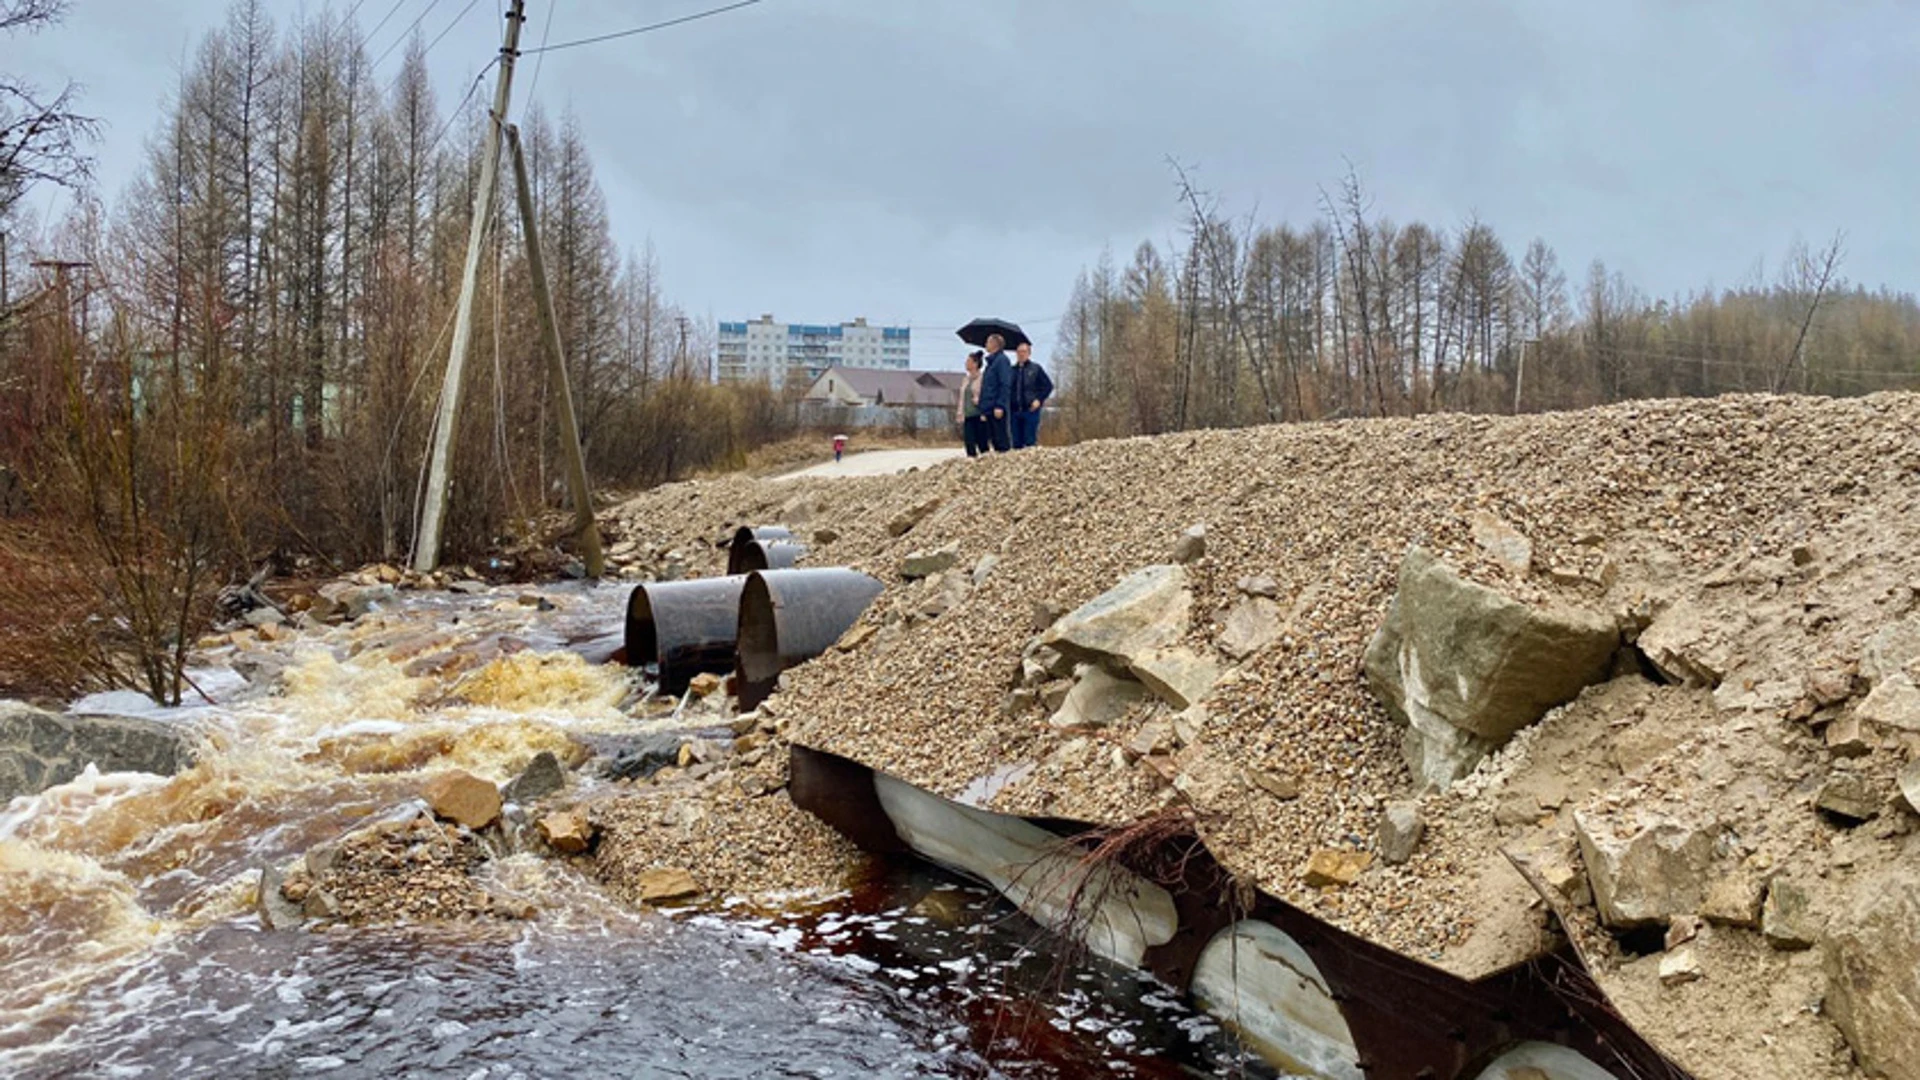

left=1055, top=167, right=1919, bottom=438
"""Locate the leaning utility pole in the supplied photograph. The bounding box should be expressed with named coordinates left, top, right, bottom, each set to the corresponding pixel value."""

left=413, top=0, right=525, bottom=573
left=505, top=123, right=605, bottom=578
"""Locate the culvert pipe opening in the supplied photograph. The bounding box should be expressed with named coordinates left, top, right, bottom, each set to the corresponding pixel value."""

left=622, top=575, right=749, bottom=696
left=736, top=568, right=884, bottom=710
left=726, top=525, right=795, bottom=575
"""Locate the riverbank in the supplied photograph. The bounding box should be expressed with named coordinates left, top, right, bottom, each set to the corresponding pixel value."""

left=587, top=391, right=1920, bottom=1080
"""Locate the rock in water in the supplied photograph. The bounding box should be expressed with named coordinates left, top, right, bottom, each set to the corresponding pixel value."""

left=637, top=867, right=701, bottom=904
left=1039, top=564, right=1192, bottom=670
left=256, top=866, right=307, bottom=931
left=504, top=751, right=566, bottom=803
left=1364, top=547, right=1618, bottom=790
left=424, top=770, right=503, bottom=829
left=1824, top=866, right=1920, bottom=1080
left=537, top=810, right=594, bottom=854
left=0, top=702, right=194, bottom=802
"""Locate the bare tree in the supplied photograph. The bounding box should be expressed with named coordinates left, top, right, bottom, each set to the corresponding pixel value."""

left=0, top=0, right=98, bottom=219
left=1770, top=231, right=1845, bottom=393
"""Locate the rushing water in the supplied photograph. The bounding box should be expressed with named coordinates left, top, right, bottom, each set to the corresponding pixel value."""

left=0, top=582, right=1277, bottom=1079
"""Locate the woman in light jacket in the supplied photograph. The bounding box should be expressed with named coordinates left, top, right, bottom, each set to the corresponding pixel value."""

left=957, top=351, right=988, bottom=457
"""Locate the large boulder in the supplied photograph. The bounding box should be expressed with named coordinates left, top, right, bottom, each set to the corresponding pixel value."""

left=1039, top=564, right=1192, bottom=670
left=0, top=702, right=194, bottom=801
left=1824, top=866, right=1920, bottom=1080
left=1364, top=548, right=1619, bottom=789
left=1572, top=807, right=1715, bottom=929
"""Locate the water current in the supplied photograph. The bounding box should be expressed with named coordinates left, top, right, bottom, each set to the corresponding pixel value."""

left=0, top=582, right=1279, bottom=1078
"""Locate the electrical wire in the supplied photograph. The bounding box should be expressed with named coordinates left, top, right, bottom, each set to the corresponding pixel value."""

left=420, top=0, right=484, bottom=61
left=521, top=0, right=556, bottom=116
left=521, top=0, right=765, bottom=55
left=370, top=0, right=446, bottom=70
left=422, top=57, right=499, bottom=160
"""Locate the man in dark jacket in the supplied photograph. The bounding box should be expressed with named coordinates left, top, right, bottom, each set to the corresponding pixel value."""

left=978, top=333, right=1013, bottom=453
left=1008, top=343, right=1054, bottom=449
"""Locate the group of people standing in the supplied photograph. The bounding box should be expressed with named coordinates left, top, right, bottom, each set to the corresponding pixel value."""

left=956, top=333, right=1054, bottom=456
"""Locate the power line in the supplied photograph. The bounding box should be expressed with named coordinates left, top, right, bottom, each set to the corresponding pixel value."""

left=422, top=57, right=498, bottom=160
left=370, top=0, right=446, bottom=70
left=521, top=0, right=556, bottom=113
left=421, top=0, right=484, bottom=60
left=521, top=0, right=766, bottom=55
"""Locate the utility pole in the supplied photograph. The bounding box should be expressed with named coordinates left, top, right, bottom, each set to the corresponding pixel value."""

left=413, top=0, right=525, bottom=573
left=1513, top=338, right=1533, bottom=415
left=505, top=123, right=605, bottom=578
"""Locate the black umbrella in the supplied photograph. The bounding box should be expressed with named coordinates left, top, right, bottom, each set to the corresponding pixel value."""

left=956, top=317, right=1030, bottom=350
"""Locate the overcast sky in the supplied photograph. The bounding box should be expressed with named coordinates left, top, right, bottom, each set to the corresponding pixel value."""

left=13, top=0, right=1919, bottom=368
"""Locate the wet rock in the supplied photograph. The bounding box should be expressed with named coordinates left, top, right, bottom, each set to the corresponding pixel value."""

left=0, top=702, right=195, bottom=802
left=1217, top=597, right=1283, bottom=661
left=637, top=867, right=702, bottom=904
left=1039, top=564, right=1192, bottom=669
left=1658, top=945, right=1703, bottom=987
left=1762, top=877, right=1820, bottom=950
left=1816, top=774, right=1880, bottom=823
left=1364, top=548, right=1618, bottom=789
left=1128, top=647, right=1220, bottom=710
left=449, top=579, right=487, bottom=595
left=1573, top=807, right=1714, bottom=928
left=320, top=581, right=397, bottom=620
left=302, top=886, right=343, bottom=920
left=243, top=605, right=286, bottom=629
left=1171, top=524, right=1207, bottom=564
left=1856, top=675, right=1920, bottom=734
left=900, top=545, right=958, bottom=580
left=886, top=498, right=941, bottom=537
left=1469, top=511, right=1534, bottom=577
left=1823, top=865, right=1920, bottom=1080
left=229, top=650, right=290, bottom=688
left=424, top=770, right=503, bottom=830
left=1303, top=849, right=1372, bottom=888
left=1637, top=602, right=1736, bottom=687
left=537, top=810, right=594, bottom=855
left=503, top=751, right=566, bottom=804
left=686, top=672, right=725, bottom=698
left=257, top=866, right=306, bottom=930
left=1377, top=801, right=1425, bottom=865
left=587, top=732, right=685, bottom=783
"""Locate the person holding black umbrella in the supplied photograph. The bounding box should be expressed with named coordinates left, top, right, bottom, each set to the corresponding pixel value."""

left=978, top=333, right=1013, bottom=453
left=1008, top=342, right=1054, bottom=449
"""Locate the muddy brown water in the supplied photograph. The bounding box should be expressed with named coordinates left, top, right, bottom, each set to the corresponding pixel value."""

left=0, top=584, right=1280, bottom=1079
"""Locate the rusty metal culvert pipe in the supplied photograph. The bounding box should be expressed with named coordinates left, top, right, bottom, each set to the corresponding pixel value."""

left=725, top=525, right=793, bottom=574
left=730, top=539, right=807, bottom=575
left=624, top=575, right=748, bottom=695
left=735, top=568, right=885, bottom=710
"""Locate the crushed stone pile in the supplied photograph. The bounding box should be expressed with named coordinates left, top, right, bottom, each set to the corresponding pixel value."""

left=598, top=392, right=1920, bottom=1080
